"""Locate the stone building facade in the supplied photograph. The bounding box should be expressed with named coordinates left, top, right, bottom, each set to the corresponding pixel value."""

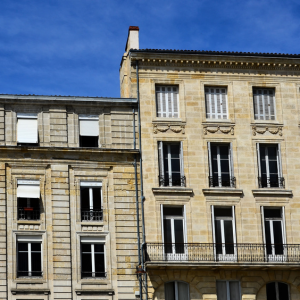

left=0, top=95, right=141, bottom=300
left=120, top=27, right=300, bottom=299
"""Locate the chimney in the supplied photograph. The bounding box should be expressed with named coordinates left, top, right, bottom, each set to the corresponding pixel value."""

left=125, top=26, right=139, bottom=52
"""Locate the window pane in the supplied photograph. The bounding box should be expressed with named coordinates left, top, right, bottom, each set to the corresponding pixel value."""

left=229, top=281, right=240, bottom=300
left=216, top=281, right=227, bottom=300
left=18, top=242, right=28, bottom=252
left=94, top=244, right=104, bottom=253
left=170, top=145, right=180, bottom=158
left=164, top=219, right=172, bottom=253
left=31, top=251, right=42, bottom=276
left=264, top=208, right=281, bottom=218
left=214, top=207, right=232, bottom=217
left=81, top=188, right=90, bottom=210
left=92, top=188, right=101, bottom=210
left=260, top=147, right=267, bottom=177
left=278, top=282, right=289, bottom=300
left=174, top=220, right=184, bottom=253
left=178, top=282, right=189, bottom=300
left=82, top=243, right=91, bottom=253
left=219, top=145, right=229, bottom=159
left=82, top=253, right=92, bottom=277
left=165, top=282, right=175, bottom=300
left=273, top=221, right=284, bottom=255
left=31, top=242, right=41, bottom=252
left=95, top=253, right=105, bottom=276
left=18, top=244, right=28, bottom=276
left=265, top=221, right=272, bottom=255
left=215, top=220, right=222, bottom=254
left=224, top=220, right=234, bottom=254
left=163, top=207, right=183, bottom=216
left=266, top=282, right=277, bottom=300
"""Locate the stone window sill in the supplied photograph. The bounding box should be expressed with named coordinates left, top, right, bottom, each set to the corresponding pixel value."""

left=252, top=189, right=292, bottom=197
left=202, top=188, right=243, bottom=196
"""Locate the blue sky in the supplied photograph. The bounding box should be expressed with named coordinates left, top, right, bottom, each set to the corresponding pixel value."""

left=0, top=0, right=299, bottom=97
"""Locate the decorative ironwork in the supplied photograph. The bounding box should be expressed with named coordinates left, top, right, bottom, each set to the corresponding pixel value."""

left=159, top=175, right=186, bottom=187
left=81, top=210, right=103, bottom=221
left=144, top=243, right=300, bottom=263
left=258, top=177, right=285, bottom=188
left=208, top=176, right=236, bottom=188
left=81, top=271, right=107, bottom=278
left=18, top=208, right=40, bottom=220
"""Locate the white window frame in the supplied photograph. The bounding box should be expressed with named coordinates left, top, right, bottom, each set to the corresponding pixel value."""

left=165, top=281, right=190, bottom=300
left=216, top=280, right=241, bottom=300
left=17, top=113, right=38, bottom=144
left=205, top=87, right=228, bottom=119
left=156, top=86, right=179, bottom=118
left=17, top=235, right=43, bottom=277
left=161, top=205, right=187, bottom=260
left=253, top=88, right=276, bottom=120
left=208, top=142, right=234, bottom=187
left=211, top=206, right=237, bottom=261
left=80, top=236, right=106, bottom=278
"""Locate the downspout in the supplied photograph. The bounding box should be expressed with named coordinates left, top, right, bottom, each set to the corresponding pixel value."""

left=136, top=60, right=148, bottom=300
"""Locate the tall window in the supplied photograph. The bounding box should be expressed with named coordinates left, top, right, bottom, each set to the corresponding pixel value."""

left=162, top=206, right=186, bottom=259
left=208, top=143, right=235, bottom=187
left=17, top=113, right=38, bottom=144
left=80, top=182, right=102, bottom=221
left=81, top=237, right=106, bottom=278
left=205, top=87, right=228, bottom=119
left=266, top=282, right=289, bottom=300
left=17, top=236, right=42, bottom=277
left=17, top=180, right=40, bottom=220
left=257, top=144, right=283, bottom=188
left=156, top=86, right=179, bottom=118
left=216, top=281, right=240, bottom=300
left=165, top=281, right=189, bottom=300
left=212, top=206, right=236, bottom=261
left=262, top=207, right=286, bottom=261
left=158, top=142, right=185, bottom=187
left=79, top=115, right=99, bottom=147
left=253, top=88, right=275, bottom=120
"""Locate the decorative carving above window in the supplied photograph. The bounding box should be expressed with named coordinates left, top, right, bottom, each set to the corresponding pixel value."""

left=252, top=125, right=283, bottom=136
left=203, top=125, right=234, bottom=135
left=153, top=123, right=185, bottom=134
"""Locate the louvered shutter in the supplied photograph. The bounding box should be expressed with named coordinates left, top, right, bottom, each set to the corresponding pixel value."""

left=253, top=88, right=276, bottom=120
left=229, top=143, right=234, bottom=186
left=205, top=87, right=227, bottom=119
left=156, top=86, right=179, bottom=118
left=208, top=142, right=212, bottom=177
left=158, top=141, right=164, bottom=184
left=17, top=115, right=38, bottom=143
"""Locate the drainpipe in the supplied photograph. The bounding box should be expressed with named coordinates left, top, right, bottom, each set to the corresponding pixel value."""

left=133, top=107, right=136, bottom=149
left=136, top=60, right=148, bottom=300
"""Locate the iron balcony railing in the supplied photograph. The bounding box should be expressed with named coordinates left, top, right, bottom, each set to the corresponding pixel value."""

left=258, top=176, right=285, bottom=188
left=81, top=209, right=103, bottom=221
left=209, top=176, right=236, bottom=188
left=18, top=208, right=40, bottom=220
left=81, top=271, right=107, bottom=278
left=144, top=243, right=300, bottom=264
left=159, top=175, right=186, bottom=187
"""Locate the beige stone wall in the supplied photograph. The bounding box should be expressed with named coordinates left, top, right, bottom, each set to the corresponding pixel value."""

left=121, top=50, right=300, bottom=299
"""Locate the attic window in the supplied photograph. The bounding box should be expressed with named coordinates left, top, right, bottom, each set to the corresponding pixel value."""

left=17, top=113, right=38, bottom=145
left=79, top=115, right=99, bottom=148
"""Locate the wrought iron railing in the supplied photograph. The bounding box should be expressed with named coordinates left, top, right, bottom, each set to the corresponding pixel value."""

left=144, top=243, right=300, bottom=263
left=81, top=210, right=103, bottom=221
left=18, top=208, right=40, bottom=220
left=258, top=176, right=285, bottom=188
left=81, top=271, right=107, bottom=278
left=159, top=175, right=186, bottom=187
left=209, top=176, right=236, bottom=188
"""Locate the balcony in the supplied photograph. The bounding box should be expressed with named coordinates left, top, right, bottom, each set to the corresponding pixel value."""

left=159, top=175, right=186, bottom=187
left=18, top=208, right=40, bottom=220
left=258, top=176, right=285, bottom=188
left=209, top=176, right=236, bottom=188
left=81, top=210, right=103, bottom=222
left=144, top=243, right=300, bottom=266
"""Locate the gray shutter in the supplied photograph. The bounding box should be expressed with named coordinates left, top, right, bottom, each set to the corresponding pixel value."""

left=264, top=90, right=269, bottom=120
left=180, top=141, right=184, bottom=182
left=261, top=206, right=267, bottom=259
left=211, top=89, right=216, bottom=119
left=158, top=141, right=164, bottom=185
left=253, top=89, right=259, bottom=119
left=167, top=87, right=172, bottom=117
left=269, top=89, right=276, bottom=120
left=221, top=88, right=227, bottom=119
left=178, top=282, right=189, bottom=300
left=162, top=87, right=167, bottom=117
left=211, top=205, right=216, bottom=260
left=229, top=143, right=234, bottom=179
left=216, top=88, right=221, bottom=119
left=156, top=86, right=162, bottom=117
left=205, top=88, right=211, bottom=118
left=256, top=143, right=261, bottom=178
left=165, top=282, right=175, bottom=300
left=208, top=142, right=212, bottom=177
left=173, top=87, right=179, bottom=118
left=282, top=206, right=287, bottom=245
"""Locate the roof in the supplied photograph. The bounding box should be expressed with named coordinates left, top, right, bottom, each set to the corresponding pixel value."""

left=130, top=49, right=300, bottom=58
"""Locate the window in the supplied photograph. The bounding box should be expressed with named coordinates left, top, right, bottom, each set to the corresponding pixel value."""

left=262, top=207, right=286, bottom=261
left=79, top=115, right=99, bottom=147
left=162, top=206, right=186, bottom=259
left=156, top=86, right=179, bottom=118
left=266, top=282, right=289, bottom=300
left=208, top=143, right=235, bottom=187
left=158, top=142, right=185, bottom=187
left=216, top=281, right=240, bottom=300
left=205, top=87, right=228, bottom=119
left=81, top=237, right=106, bottom=278
left=17, top=180, right=40, bottom=220
left=256, top=144, right=284, bottom=188
left=165, top=281, right=189, bottom=300
left=212, top=206, right=236, bottom=261
left=80, top=182, right=102, bottom=221
left=253, top=88, right=275, bottom=120
left=17, top=113, right=38, bottom=144
left=17, top=236, right=42, bottom=277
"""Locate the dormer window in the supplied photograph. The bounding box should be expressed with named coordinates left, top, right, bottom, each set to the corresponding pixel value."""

left=79, top=115, right=99, bottom=147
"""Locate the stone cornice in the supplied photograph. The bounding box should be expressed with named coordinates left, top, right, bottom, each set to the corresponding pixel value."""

left=202, top=188, right=243, bottom=196
left=152, top=187, right=193, bottom=195
left=252, top=189, right=293, bottom=197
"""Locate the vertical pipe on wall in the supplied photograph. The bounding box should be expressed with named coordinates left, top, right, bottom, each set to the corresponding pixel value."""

left=133, top=107, right=136, bottom=149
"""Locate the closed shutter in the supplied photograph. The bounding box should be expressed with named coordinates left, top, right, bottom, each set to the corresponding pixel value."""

left=205, top=87, right=227, bottom=119
left=208, top=142, right=212, bottom=177
left=158, top=141, right=164, bottom=180
left=277, top=144, right=283, bottom=178
left=256, top=143, right=261, bottom=178
left=229, top=143, right=234, bottom=179
left=156, top=86, right=179, bottom=118
left=180, top=141, right=184, bottom=181
left=253, top=88, right=276, bottom=120
left=17, top=117, right=38, bottom=143
left=79, top=119, right=99, bottom=136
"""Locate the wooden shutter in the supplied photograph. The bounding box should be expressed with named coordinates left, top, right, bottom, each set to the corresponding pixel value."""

left=253, top=88, right=276, bottom=120
left=229, top=143, right=234, bottom=179
left=205, top=87, right=227, bottom=119
left=156, top=86, right=162, bottom=117
left=17, top=117, right=38, bottom=143
left=172, top=87, right=179, bottom=118
left=208, top=142, right=212, bottom=177
left=180, top=141, right=184, bottom=181
left=156, top=86, right=179, bottom=118
left=277, top=143, right=283, bottom=178
left=158, top=141, right=164, bottom=182
left=256, top=143, right=261, bottom=178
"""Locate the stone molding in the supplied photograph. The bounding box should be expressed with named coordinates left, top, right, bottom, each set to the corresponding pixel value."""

left=202, top=188, right=243, bottom=196
left=252, top=125, right=283, bottom=136
left=152, top=187, right=193, bottom=195
left=11, top=289, right=50, bottom=295
left=203, top=124, right=234, bottom=135
left=252, top=189, right=293, bottom=197
left=153, top=123, right=185, bottom=134
left=75, top=289, right=114, bottom=295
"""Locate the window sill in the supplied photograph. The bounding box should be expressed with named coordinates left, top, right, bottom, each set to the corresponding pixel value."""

left=17, top=220, right=41, bottom=225
left=252, top=189, right=293, bottom=197
left=152, top=118, right=184, bottom=123
left=202, top=120, right=234, bottom=125
left=81, top=221, right=104, bottom=226
left=152, top=187, right=193, bottom=195
left=202, top=188, right=243, bottom=196
left=76, top=289, right=114, bottom=295
left=251, top=121, right=282, bottom=126
left=11, top=288, right=50, bottom=295
left=14, top=278, right=46, bottom=284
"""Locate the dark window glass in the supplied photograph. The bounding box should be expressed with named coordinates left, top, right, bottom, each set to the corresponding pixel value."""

left=224, top=220, right=234, bottom=254
left=93, top=188, right=101, bottom=210
left=164, top=219, right=172, bottom=253
left=264, top=208, right=281, bottom=218
left=174, top=220, right=184, bottom=253
left=278, top=282, right=289, bottom=300
left=214, top=207, right=232, bottom=217
left=80, top=136, right=98, bottom=148
left=215, top=220, right=222, bottom=254
left=163, top=207, right=183, bottom=216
